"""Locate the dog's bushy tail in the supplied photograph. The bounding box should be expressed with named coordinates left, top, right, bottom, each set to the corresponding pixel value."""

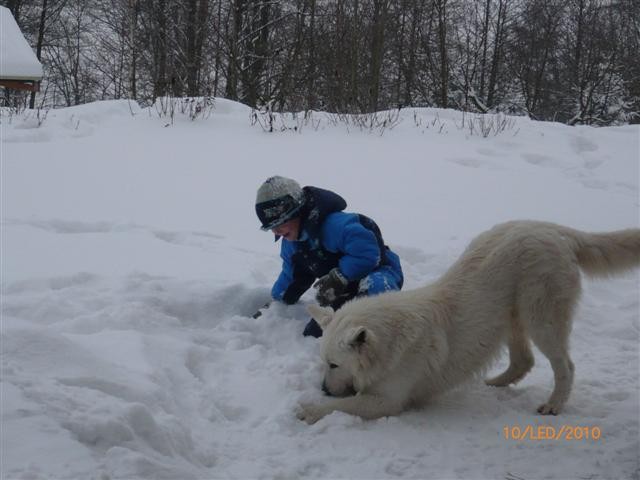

left=562, top=226, right=640, bottom=277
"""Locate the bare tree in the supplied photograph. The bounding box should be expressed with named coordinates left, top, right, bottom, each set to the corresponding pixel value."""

left=2, top=0, right=636, bottom=123
left=507, top=0, right=565, bottom=119
left=560, top=0, right=630, bottom=125
left=46, top=0, right=93, bottom=106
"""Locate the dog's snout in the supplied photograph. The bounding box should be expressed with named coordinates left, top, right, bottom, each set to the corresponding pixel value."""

left=322, top=380, right=356, bottom=397
left=322, top=380, right=332, bottom=396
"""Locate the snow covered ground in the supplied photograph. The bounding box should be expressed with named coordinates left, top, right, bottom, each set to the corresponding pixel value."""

left=1, top=99, right=639, bottom=480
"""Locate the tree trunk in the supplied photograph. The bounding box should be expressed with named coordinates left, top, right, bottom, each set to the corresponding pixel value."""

left=226, top=0, right=245, bottom=100
left=369, top=0, right=388, bottom=112
left=487, top=0, right=507, bottom=107
left=154, top=0, right=168, bottom=99
left=306, top=0, right=317, bottom=109
left=350, top=0, right=360, bottom=111
left=213, top=0, right=223, bottom=97
left=129, top=0, right=138, bottom=100
left=479, top=0, right=491, bottom=100
left=29, top=0, right=48, bottom=109
left=185, top=0, right=197, bottom=96
left=404, top=0, right=422, bottom=106
left=395, top=1, right=407, bottom=107
left=435, top=0, right=448, bottom=108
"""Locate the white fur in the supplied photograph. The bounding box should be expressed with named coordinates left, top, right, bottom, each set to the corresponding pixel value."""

left=298, top=220, right=640, bottom=424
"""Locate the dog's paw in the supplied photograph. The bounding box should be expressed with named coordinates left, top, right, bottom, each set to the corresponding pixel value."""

left=296, top=403, right=329, bottom=425
left=537, top=403, right=560, bottom=415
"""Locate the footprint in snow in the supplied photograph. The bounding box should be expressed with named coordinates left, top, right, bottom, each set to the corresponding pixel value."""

left=521, top=152, right=561, bottom=167
left=447, top=157, right=484, bottom=168
left=447, top=157, right=504, bottom=171
left=580, top=179, right=609, bottom=190
left=603, top=391, right=630, bottom=402
left=476, top=147, right=505, bottom=157
left=584, top=158, right=604, bottom=169
left=571, top=135, right=599, bottom=154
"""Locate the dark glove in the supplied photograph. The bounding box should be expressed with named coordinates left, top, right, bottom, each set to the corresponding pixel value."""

left=314, top=268, right=349, bottom=307
left=252, top=302, right=271, bottom=319
left=303, top=318, right=323, bottom=338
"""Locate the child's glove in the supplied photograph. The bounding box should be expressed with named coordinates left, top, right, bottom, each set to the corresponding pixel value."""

left=252, top=302, right=271, bottom=319
left=314, top=268, right=349, bottom=307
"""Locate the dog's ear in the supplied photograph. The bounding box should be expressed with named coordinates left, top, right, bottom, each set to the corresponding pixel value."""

left=307, top=304, right=334, bottom=329
left=346, top=326, right=368, bottom=349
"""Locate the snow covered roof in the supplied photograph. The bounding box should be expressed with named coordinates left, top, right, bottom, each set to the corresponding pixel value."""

left=0, top=6, right=43, bottom=84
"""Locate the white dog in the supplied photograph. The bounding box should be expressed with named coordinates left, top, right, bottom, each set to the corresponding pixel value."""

left=298, top=220, right=640, bottom=424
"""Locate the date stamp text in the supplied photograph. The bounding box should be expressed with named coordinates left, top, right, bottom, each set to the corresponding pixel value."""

left=503, top=425, right=602, bottom=441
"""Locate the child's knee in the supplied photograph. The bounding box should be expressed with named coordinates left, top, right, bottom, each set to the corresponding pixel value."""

left=359, top=271, right=400, bottom=296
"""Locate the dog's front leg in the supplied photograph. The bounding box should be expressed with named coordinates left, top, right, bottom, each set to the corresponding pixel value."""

left=297, top=394, right=403, bottom=424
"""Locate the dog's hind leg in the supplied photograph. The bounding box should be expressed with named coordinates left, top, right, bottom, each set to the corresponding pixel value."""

left=531, top=328, right=574, bottom=415
left=528, top=290, right=578, bottom=415
left=485, top=310, right=534, bottom=387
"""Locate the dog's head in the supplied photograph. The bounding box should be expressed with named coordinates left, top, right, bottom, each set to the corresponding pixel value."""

left=307, top=303, right=377, bottom=397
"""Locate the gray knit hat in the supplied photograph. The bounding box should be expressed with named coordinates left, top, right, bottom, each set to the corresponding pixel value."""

left=255, top=176, right=305, bottom=230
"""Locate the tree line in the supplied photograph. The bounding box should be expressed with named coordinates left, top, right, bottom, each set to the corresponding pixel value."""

left=3, top=0, right=639, bottom=125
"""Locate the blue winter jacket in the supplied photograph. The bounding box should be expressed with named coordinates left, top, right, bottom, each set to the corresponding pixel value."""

left=272, top=186, right=401, bottom=304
